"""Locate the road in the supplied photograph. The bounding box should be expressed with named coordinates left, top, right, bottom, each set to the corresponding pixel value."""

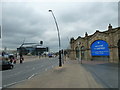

left=2, top=57, right=58, bottom=88
left=82, top=62, right=118, bottom=88
left=2, top=58, right=119, bottom=88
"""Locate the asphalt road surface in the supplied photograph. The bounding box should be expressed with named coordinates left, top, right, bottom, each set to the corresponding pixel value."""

left=2, top=57, right=58, bottom=88
left=2, top=58, right=119, bottom=88
left=82, top=63, right=118, bottom=88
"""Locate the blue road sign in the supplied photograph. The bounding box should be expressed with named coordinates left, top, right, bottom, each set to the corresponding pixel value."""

left=91, top=40, right=110, bottom=56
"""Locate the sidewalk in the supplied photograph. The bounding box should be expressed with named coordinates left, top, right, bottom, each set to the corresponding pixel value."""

left=9, top=59, right=103, bottom=88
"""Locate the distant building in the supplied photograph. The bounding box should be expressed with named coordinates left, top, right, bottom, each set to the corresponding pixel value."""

left=69, top=24, right=120, bottom=63
left=17, top=43, right=49, bottom=55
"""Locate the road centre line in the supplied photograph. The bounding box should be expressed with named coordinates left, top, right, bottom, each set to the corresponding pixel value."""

left=4, top=73, right=38, bottom=88
left=3, top=79, right=26, bottom=88
left=3, top=82, right=16, bottom=88
left=28, top=74, right=35, bottom=80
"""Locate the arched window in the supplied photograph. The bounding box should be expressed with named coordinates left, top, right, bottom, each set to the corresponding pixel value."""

left=75, top=47, right=79, bottom=58
left=118, top=39, right=120, bottom=61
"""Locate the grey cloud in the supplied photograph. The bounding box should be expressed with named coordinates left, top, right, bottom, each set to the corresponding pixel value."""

left=2, top=2, right=118, bottom=51
left=59, top=2, right=118, bottom=37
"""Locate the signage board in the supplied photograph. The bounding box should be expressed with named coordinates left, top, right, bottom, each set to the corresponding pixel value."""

left=91, top=40, right=110, bottom=56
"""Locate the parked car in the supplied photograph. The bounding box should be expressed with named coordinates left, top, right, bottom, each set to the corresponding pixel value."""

left=0, top=60, right=14, bottom=70
left=9, top=54, right=16, bottom=64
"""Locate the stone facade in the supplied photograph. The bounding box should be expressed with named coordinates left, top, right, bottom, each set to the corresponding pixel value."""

left=69, top=24, right=120, bottom=62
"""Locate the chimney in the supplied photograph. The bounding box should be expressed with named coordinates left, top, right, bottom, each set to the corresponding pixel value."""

left=85, top=32, right=88, bottom=37
left=108, top=24, right=112, bottom=30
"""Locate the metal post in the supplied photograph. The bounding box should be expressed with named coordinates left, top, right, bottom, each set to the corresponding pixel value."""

left=49, top=10, right=62, bottom=67
left=78, top=42, right=81, bottom=64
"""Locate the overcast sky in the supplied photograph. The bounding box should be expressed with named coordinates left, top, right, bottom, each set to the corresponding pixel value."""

left=1, top=1, right=118, bottom=52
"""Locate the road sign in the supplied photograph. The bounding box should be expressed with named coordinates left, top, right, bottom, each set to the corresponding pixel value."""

left=91, top=40, right=110, bottom=56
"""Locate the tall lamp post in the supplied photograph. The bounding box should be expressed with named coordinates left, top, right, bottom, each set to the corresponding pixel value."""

left=48, top=10, right=62, bottom=67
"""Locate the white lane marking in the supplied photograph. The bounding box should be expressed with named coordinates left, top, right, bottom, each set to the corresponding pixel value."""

left=4, top=72, right=39, bottom=88
left=3, top=82, right=17, bottom=87
left=3, top=61, right=57, bottom=88
left=28, top=74, right=35, bottom=80
left=3, top=79, right=25, bottom=88
left=4, top=68, right=34, bottom=79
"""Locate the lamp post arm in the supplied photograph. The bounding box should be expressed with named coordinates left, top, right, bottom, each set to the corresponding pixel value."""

left=49, top=10, right=62, bottom=67
left=50, top=11, right=61, bottom=50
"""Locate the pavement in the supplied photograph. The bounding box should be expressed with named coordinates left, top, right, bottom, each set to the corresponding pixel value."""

left=9, top=58, right=104, bottom=88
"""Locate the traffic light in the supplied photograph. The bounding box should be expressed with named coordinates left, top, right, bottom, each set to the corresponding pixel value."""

left=40, top=41, right=43, bottom=45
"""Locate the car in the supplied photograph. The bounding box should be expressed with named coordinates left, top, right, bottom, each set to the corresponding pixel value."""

left=0, top=60, right=14, bottom=70
left=48, top=53, right=53, bottom=58
left=9, top=54, right=16, bottom=64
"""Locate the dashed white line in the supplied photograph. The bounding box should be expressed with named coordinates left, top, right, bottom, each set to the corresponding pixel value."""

left=3, top=73, right=37, bottom=88
left=3, top=82, right=17, bottom=87
left=28, top=74, right=35, bottom=80
left=3, top=79, right=25, bottom=88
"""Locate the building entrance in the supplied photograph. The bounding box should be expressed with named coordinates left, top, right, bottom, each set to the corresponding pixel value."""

left=75, top=47, right=79, bottom=58
left=118, top=39, right=120, bottom=62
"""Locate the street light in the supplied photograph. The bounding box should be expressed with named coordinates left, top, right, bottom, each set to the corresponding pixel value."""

left=48, top=10, right=62, bottom=67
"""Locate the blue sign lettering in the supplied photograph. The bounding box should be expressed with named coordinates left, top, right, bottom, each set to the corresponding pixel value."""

left=91, top=40, right=110, bottom=56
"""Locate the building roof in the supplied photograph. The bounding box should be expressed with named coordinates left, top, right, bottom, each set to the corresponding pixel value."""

left=75, top=26, right=120, bottom=41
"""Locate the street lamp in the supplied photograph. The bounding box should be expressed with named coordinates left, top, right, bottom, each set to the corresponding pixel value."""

left=48, top=10, right=62, bottom=67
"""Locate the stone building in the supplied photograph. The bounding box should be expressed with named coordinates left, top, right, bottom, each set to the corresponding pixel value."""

left=69, top=24, right=120, bottom=62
